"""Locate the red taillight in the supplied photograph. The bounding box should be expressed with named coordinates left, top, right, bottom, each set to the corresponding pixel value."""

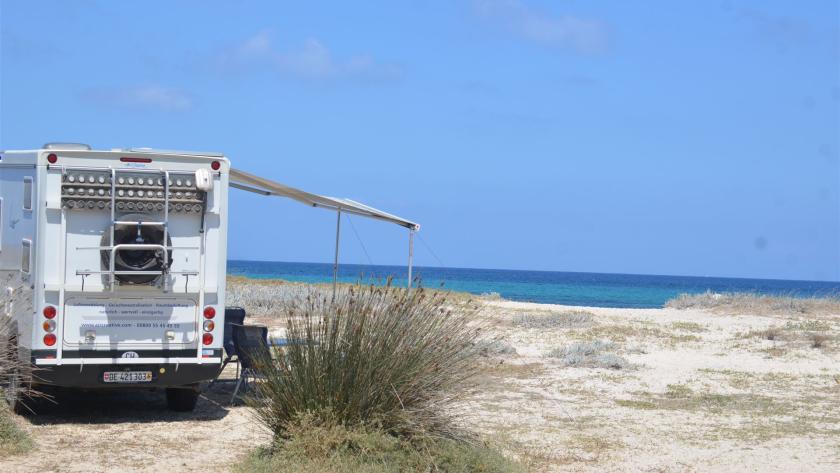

left=203, top=307, right=216, bottom=319
left=120, top=157, right=153, bottom=163
left=47, top=153, right=58, bottom=164
left=211, top=161, right=221, bottom=171
left=202, top=333, right=213, bottom=345
left=43, top=306, right=57, bottom=319
left=44, top=333, right=57, bottom=346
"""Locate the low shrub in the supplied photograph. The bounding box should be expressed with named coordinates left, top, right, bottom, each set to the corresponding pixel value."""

left=248, top=282, right=486, bottom=440
left=664, top=383, right=693, bottom=399
left=546, top=340, right=611, bottom=360
left=670, top=321, right=707, bottom=333
left=0, top=401, right=31, bottom=457
left=545, top=340, right=630, bottom=369
left=1, top=317, right=31, bottom=456
left=235, top=412, right=519, bottom=473
left=476, top=339, right=517, bottom=357
left=755, top=327, right=783, bottom=341
left=512, top=310, right=593, bottom=329
left=809, top=332, right=831, bottom=349
left=591, top=354, right=630, bottom=370
left=666, top=291, right=840, bottom=316
left=1, top=315, right=33, bottom=412
left=240, top=282, right=522, bottom=471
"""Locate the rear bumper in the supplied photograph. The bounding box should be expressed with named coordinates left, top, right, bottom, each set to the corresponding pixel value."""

left=34, top=357, right=222, bottom=365
left=31, top=359, right=222, bottom=388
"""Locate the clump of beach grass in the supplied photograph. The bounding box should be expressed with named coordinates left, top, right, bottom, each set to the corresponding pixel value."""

left=1, top=316, right=19, bottom=399
left=512, top=310, right=594, bottom=329
left=0, top=401, right=31, bottom=457
left=545, top=340, right=630, bottom=370
left=242, top=281, right=516, bottom=471
left=669, top=321, right=707, bottom=333
left=477, top=339, right=518, bottom=356
left=1, top=317, right=31, bottom=456
left=739, top=324, right=836, bottom=350
left=236, top=412, right=519, bottom=473
left=746, top=327, right=785, bottom=341
left=808, top=332, right=831, bottom=349
left=666, top=291, right=840, bottom=316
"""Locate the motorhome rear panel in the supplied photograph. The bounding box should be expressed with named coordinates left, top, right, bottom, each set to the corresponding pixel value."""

left=1, top=145, right=229, bottom=405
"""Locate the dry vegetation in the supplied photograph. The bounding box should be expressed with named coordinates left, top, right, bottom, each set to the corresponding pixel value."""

left=544, top=340, right=630, bottom=370
left=0, top=317, right=31, bottom=458
left=666, top=291, right=840, bottom=316
left=243, top=282, right=520, bottom=472
left=236, top=413, right=518, bottom=473
left=0, top=403, right=30, bottom=458
left=225, top=276, right=495, bottom=322
left=511, top=310, right=594, bottom=329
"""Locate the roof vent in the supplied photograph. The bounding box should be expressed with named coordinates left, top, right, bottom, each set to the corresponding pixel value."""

left=43, top=142, right=92, bottom=151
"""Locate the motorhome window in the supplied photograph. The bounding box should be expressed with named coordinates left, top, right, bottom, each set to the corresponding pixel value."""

left=21, top=239, right=31, bottom=274
left=23, top=177, right=33, bottom=211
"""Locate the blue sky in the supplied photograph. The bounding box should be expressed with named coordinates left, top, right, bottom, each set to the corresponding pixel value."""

left=1, top=1, right=838, bottom=281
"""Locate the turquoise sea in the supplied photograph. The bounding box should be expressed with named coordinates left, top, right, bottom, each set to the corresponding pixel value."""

left=227, top=260, right=840, bottom=309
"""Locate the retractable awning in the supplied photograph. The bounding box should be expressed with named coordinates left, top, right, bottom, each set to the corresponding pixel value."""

left=229, top=167, right=420, bottom=290
left=230, top=168, right=419, bottom=231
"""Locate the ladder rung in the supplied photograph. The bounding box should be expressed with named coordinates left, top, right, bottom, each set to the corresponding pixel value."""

left=74, top=246, right=199, bottom=251
left=76, top=270, right=199, bottom=276
left=113, top=220, right=167, bottom=226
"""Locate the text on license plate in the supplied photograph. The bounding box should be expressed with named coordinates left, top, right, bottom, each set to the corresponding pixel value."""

left=103, top=371, right=153, bottom=383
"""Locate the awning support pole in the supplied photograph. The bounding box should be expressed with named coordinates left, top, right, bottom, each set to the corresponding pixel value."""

left=333, top=209, right=341, bottom=296
left=407, top=229, right=414, bottom=292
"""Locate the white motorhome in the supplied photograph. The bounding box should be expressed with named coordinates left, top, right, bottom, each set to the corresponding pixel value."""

left=1, top=143, right=229, bottom=411
left=1, top=142, right=419, bottom=413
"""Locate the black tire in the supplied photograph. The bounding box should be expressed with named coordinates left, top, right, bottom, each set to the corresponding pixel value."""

left=166, top=387, right=200, bottom=412
left=100, top=214, right=173, bottom=285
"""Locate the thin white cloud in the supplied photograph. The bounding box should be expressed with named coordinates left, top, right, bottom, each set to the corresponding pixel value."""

left=81, top=85, right=193, bottom=112
left=473, top=0, right=609, bottom=54
left=214, top=31, right=401, bottom=82
left=214, top=29, right=274, bottom=71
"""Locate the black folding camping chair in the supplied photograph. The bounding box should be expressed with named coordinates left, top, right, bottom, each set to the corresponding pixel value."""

left=209, top=307, right=247, bottom=389
left=220, top=307, right=247, bottom=376
left=229, top=324, right=270, bottom=404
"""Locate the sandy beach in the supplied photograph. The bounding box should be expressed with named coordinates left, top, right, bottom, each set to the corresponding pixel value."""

left=461, top=298, right=840, bottom=472
left=1, top=280, right=839, bottom=472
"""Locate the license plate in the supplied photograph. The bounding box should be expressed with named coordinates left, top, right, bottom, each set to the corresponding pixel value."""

left=103, top=371, right=153, bottom=383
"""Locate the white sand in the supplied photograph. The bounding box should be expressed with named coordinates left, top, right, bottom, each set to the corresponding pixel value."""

left=455, top=300, right=840, bottom=472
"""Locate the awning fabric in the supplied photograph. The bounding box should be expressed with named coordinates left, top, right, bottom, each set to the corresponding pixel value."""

left=229, top=168, right=420, bottom=231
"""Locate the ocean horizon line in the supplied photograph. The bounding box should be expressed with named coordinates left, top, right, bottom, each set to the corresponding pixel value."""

left=227, top=258, right=840, bottom=286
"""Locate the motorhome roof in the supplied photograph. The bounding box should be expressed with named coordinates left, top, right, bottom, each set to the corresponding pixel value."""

left=44, top=142, right=92, bottom=150
left=119, top=148, right=226, bottom=157
left=1, top=146, right=225, bottom=157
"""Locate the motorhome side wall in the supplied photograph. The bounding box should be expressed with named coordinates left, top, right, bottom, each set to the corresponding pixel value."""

left=0, top=151, right=39, bottom=357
